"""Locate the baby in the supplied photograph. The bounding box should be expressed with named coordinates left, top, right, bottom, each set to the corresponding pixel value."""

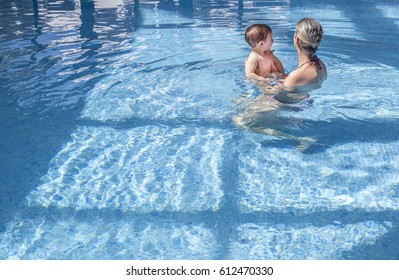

left=244, top=24, right=286, bottom=82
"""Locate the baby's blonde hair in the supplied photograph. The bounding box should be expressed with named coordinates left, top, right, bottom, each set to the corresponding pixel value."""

left=295, top=18, right=323, bottom=55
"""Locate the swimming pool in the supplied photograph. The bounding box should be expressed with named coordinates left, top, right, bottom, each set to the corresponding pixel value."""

left=1, top=0, right=399, bottom=259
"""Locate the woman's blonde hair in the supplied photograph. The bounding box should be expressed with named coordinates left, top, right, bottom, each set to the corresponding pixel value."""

left=295, top=18, right=323, bottom=55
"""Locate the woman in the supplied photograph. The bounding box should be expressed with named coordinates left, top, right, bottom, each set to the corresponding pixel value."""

left=274, top=18, right=327, bottom=104
left=284, top=18, right=327, bottom=91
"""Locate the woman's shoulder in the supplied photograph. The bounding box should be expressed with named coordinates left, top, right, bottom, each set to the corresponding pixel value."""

left=283, top=68, right=303, bottom=87
left=284, top=67, right=326, bottom=90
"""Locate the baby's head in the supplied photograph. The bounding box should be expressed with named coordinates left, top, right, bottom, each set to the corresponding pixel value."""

left=295, top=18, right=323, bottom=55
left=245, top=24, right=272, bottom=48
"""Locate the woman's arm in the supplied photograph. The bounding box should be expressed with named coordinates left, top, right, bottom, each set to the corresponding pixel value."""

left=282, top=69, right=303, bottom=89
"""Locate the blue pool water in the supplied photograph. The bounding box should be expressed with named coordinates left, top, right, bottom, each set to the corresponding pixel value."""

left=1, top=0, right=399, bottom=259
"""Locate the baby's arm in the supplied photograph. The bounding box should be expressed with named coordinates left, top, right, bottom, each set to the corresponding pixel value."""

left=245, top=52, right=266, bottom=81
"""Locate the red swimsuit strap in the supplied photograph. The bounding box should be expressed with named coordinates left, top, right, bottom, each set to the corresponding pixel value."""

left=297, top=55, right=322, bottom=70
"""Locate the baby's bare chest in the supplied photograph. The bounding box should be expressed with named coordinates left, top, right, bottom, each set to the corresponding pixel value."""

left=256, top=56, right=275, bottom=75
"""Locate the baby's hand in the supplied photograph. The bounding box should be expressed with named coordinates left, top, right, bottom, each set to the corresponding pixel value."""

left=263, top=74, right=280, bottom=86
left=271, top=72, right=287, bottom=79
left=263, top=75, right=275, bottom=83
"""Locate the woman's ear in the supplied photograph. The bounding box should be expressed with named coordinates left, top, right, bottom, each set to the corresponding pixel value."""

left=294, top=35, right=300, bottom=46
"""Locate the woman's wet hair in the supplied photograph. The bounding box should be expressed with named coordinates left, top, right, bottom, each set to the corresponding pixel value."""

left=245, top=24, right=272, bottom=47
left=295, top=18, right=323, bottom=55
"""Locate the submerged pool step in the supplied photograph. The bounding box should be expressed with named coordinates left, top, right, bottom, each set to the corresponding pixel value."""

left=26, top=124, right=399, bottom=214
left=229, top=221, right=388, bottom=260
left=27, top=125, right=229, bottom=212
left=237, top=135, right=399, bottom=213
left=0, top=210, right=388, bottom=260
left=0, top=212, right=219, bottom=259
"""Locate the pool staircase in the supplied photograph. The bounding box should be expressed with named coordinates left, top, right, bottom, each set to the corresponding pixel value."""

left=1, top=4, right=398, bottom=260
